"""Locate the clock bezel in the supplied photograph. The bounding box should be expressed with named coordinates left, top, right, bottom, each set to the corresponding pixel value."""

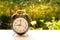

left=12, top=17, right=29, bottom=35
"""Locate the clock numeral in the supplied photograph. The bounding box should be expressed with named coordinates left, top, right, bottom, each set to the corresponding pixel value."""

left=25, top=27, right=27, bottom=29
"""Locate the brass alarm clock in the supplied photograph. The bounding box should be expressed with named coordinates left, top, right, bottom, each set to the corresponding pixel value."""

left=11, top=10, right=30, bottom=35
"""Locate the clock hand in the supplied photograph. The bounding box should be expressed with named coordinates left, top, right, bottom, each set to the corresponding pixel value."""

left=20, top=19, right=21, bottom=26
left=16, top=24, right=21, bottom=26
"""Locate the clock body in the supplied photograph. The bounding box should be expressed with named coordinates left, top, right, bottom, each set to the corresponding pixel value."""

left=11, top=10, right=30, bottom=35
left=13, top=17, right=29, bottom=35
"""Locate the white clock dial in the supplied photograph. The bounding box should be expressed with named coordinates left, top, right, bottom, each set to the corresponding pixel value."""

left=13, top=17, right=29, bottom=33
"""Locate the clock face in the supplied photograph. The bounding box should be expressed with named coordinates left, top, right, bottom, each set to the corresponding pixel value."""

left=13, top=17, right=29, bottom=33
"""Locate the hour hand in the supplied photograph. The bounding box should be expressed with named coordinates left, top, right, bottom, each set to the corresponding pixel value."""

left=15, top=22, right=21, bottom=26
left=15, top=24, right=21, bottom=26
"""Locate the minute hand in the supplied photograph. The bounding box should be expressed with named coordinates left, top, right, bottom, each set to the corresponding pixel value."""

left=20, top=19, right=21, bottom=26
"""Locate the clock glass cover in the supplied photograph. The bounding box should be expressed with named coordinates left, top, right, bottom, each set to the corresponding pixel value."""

left=13, top=17, right=29, bottom=34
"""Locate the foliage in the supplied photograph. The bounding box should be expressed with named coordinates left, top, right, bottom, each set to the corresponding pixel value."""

left=0, top=13, right=11, bottom=29
left=45, top=17, right=60, bottom=30
left=0, top=0, right=60, bottom=30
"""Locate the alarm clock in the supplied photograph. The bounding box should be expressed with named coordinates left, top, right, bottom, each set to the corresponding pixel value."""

left=11, top=10, right=30, bottom=35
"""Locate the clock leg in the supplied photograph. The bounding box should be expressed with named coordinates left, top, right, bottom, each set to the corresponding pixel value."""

left=21, top=33, right=28, bottom=37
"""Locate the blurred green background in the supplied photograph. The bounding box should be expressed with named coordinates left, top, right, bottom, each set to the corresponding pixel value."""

left=0, top=0, right=60, bottom=30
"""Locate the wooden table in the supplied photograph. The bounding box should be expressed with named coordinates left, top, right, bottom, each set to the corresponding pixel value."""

left=0, top=30, right=60, bottom=40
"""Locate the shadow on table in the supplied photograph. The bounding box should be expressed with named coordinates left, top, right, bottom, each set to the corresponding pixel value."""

left=13, top=33, right=35, bottom=40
